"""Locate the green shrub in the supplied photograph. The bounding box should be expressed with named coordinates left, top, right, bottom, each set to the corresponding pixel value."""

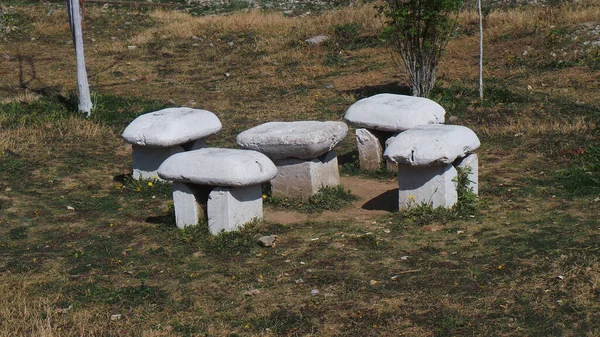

left=378, top=0, right=464, bottom=97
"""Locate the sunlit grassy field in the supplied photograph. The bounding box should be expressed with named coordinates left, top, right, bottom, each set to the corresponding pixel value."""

left=0, top=0, right=599, bottom=335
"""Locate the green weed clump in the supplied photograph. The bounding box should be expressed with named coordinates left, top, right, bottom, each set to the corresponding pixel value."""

left=265, top=185, right=358, bottom=213
left=178, top=220, right=267, bottom=258
left=454, top=166, right=478, bottom=216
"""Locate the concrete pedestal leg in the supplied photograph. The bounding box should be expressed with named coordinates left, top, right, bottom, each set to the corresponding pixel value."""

left=207, top=185, right=263, bottom=235
left=131, top=144, right=183, bottom=181
left=398, top=164, right=458, bottom=210
left=172, top=182, right=206, bottom=229
left=271, top=151, right=339, bottom=200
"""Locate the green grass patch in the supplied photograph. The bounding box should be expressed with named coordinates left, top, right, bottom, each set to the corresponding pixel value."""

left=265, top=185, right=358, bottom=213
left=176, top=220, right=289, bottom=259
left=0, top=93, right=167, bottom=131
left=0, top=9, right=32, bottom=40
left=340, top=157, right=397, bottom=180
left=553, top=145, right=600, bottom=196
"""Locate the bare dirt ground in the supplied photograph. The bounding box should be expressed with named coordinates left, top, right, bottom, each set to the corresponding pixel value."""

left=264, top=176, right=398, bottom=225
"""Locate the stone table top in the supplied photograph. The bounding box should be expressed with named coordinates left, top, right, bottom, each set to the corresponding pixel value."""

left=157, top=148, right=277, bottom=186
left=236, top=121, right=348, bottom=159
left=344, top=94, right=445, bottom=132
left=384, top=125, right=480, bottom=166
left=122, top=107, right=222, bottom=147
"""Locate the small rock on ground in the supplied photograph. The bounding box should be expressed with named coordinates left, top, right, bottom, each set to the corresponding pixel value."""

left=257, top=235, right=277, bottom=247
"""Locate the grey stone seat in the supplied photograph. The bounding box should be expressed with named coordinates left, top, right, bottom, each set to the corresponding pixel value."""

left=236, top=121, right=348, bottom=199
left=157, top=148, right=277, bottom=234
left=122, top=107, right=222, bottom=181
left=383, top=125, right=480, bottom=210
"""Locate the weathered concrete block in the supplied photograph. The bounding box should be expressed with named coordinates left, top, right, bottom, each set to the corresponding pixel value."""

left=454, top=153, right=479, bottom=195
left=355, top=128, right=383, bottom=172
left=398, top=164, right=458, bottom=210
left=207, top=185, right=263, bottom=235
left=271, top=151, right=339, bottom=199
left=172, top=182, right=205, bottom=229
left=132, top=145, right=183, bottom=181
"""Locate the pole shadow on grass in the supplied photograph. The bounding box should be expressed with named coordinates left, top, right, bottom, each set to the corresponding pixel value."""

left=344, top=82, right=411, bottom=99
left=0, top=54, right=63, bottom=98
left=362, top=188, right=398, bottom=212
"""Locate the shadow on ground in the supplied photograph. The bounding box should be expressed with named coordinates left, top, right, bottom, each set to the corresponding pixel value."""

left=362, top=188, right=398, bottom=212
left=346, top=82, right=411, bottom=99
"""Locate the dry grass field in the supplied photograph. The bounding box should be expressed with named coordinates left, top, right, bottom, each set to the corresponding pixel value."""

left=0, top=0, right=599, bottom=335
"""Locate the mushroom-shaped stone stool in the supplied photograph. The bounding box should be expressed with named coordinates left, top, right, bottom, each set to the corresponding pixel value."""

left=158, top=148, right=277, bottom=234
left=344, top=94, right=445, bottom=171
left=237, top=121, right=348, bottom=200
left=122, top=107, right=222, bottom=181
left=384, top=125, right=480, bottom=210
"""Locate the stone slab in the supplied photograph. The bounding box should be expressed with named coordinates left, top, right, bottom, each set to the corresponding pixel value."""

left=344, top=94, right=445, bottom=132
left=207, top=185, right=263, bottom=234
left=158, top=148, right=277, bottom=187
left=384, top=125, right=480, bottom=166
left=236, top=121, right=348, bottom=160
left=398, top=164, right=457, bottom=210
left=454, top=153, right=479, bottom=195
left=271, top=151, right=339, bottom=199
left=122, top=107, right=222, bottom=147
left=355, top=128, right=383, bottom=171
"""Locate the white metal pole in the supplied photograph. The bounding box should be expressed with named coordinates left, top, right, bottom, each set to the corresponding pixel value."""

left=478, top=0, right=483, bottom=101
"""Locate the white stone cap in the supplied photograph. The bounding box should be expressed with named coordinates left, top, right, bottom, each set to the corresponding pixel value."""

left=344, top=94, right=445, bottom=132
left=157, top=148, right=277, bottom=186
left=236, top=121, right=348, bottom=159
left=384, top=125, right=480, bottom=166
left=122, top=107, right=222, bottom=147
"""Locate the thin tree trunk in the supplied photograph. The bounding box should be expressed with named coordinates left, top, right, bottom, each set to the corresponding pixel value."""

left=67, top=0, right=93, bottom=116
